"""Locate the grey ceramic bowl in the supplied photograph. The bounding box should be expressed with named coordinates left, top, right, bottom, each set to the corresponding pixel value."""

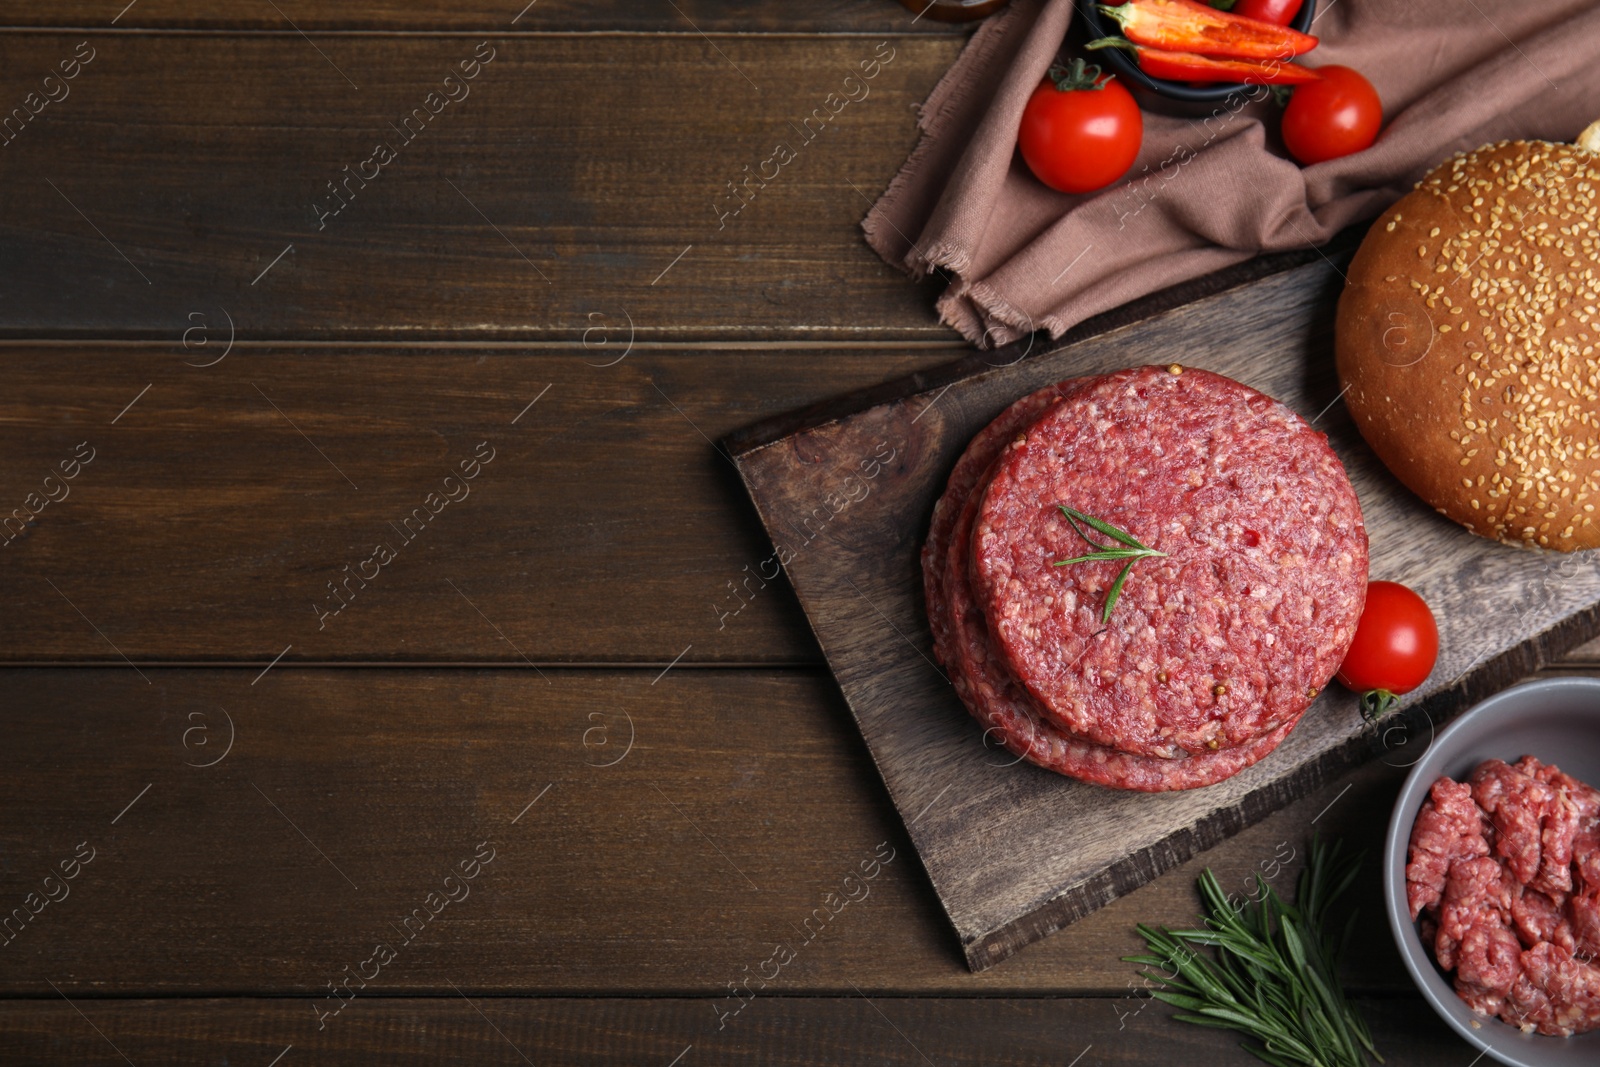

left=1383, top=676, right=1600, bottom=1066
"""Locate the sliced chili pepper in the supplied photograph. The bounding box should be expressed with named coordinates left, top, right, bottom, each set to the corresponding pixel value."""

left=1086, top=38, right=1321, bottom=84
left=1097, top=0, right=1317, bottom=60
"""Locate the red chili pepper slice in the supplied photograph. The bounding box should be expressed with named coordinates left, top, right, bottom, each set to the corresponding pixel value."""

left=1086, top=38, right=1322, bottom=84
left=1098, top=0, right=1317, bottom=60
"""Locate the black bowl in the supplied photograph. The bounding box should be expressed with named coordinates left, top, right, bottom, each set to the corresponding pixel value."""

left=1076, top=0, right=1319, bottom=103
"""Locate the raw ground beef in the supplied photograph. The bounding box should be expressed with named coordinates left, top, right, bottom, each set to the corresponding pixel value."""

left=918, top=367, right=1349, bottom=789
left=923, top=381, right=1087, bottom=677
left=969, top=365, right=1367, bottom=759
left=1407, top=755, right=1600, bottom=1036
left=1407, top=777, right=1492, bottom=919
left=938, top=437, right=1299, bottom=792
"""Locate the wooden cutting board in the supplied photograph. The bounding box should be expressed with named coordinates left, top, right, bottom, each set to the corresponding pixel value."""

left=724, top=242, right=1600, bottom=972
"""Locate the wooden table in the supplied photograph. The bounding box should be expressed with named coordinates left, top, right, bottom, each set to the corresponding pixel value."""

left=1, top=3, right=1593, bottom=1062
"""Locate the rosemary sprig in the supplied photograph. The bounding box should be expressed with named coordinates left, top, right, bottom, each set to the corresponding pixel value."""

left=1052, top=505, right=1167, bottom=623
left=1124, top=835, right=1382, bottom=1067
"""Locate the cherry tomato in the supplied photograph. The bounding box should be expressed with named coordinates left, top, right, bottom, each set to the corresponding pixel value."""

left=1281, top=65, right=1383, bottom=165
left=1017, top=60, right=1142, bottom=195
left=1231, top=0, right=1303, bottom=25
left=1336, top=580, right=1439, bottom=719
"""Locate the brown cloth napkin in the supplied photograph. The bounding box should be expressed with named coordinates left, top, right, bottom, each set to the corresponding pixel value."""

left=864, top=0, right=1600, bottom=347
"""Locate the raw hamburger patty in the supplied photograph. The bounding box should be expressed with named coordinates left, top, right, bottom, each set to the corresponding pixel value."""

left=971, top=365, right=1367, bottom=758
left=942, top=444, right=1300, bottom=791
left=923, top=381, right=1089, bottom=676
left=1407, top=756, right=1600, bottom=1037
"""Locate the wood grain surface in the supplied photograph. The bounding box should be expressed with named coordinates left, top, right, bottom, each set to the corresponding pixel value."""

left=0, top=33, right=956, bottom=341
left=732, top=253, right=1600, bottom=970
left=0, top=0, right=973, bottom=33
left=0, top=996, right=1469, bottom=1066
left=0, top=667, right=1429, bottom=996
left=0, top=347, right=955, bottom=665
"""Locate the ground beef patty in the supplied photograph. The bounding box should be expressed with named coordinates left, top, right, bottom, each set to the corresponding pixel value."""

left=923, top=381, right=1089, bottom=676
left=942, top=442, right=1299, bottom=791
left=970, top=365, right=1367, bottom=758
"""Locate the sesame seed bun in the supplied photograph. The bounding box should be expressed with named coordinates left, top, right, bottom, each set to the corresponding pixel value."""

left=1335, top=136, right=1600, bottom=552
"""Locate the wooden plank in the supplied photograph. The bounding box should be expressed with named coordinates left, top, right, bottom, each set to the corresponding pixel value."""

left=0, top=995, right=1470, bottom=1066
left=0, top=0, right=974, bottom=33
left=0, top=346, right=956, bottom=665
left=729, top=252, right=1600, bottom=970
left=0, top=666, right=1451, bottom=995
left=0, top=32, right=956, bottom=341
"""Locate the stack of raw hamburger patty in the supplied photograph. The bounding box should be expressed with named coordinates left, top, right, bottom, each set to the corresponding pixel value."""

left=923, top=365, right=1370, bottom=791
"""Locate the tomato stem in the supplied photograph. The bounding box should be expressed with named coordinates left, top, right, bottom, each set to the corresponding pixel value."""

left=1360, top=689, right=1399, bottom=721
left=1048, top=58, right=1109, bottom=92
